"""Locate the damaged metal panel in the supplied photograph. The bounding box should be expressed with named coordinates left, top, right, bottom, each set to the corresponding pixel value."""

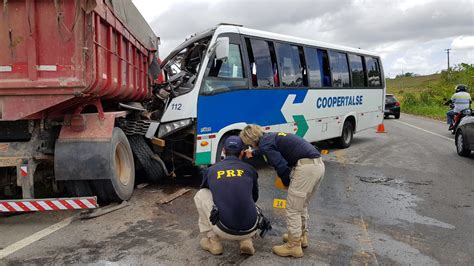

left=107, top=0, right=160, bottom=53
left=0, top=0, right=158, bottom=121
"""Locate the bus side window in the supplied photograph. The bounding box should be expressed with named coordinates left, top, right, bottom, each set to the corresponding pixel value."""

left=246, top=38, right=276, bottom=88
left=317, top=49, right=332, bottom=87
left=329, top=51, right=350, bottom=88
left=365, top=57, right=381, bottom=87
left=349, top=54, right=367, bottom=87
left=305, top=47, right=322, bottom=87
left=201, top=43, right=247, bottom=94
left=208, top=44, right=244, bottom=78
left=275, top=42, right=304, bottom=87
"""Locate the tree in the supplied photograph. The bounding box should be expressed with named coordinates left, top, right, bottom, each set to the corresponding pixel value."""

left=395, top=72, right=416, bottom=78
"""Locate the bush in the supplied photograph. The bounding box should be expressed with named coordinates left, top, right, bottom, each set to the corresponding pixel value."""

left=397, top=63, right=474, bottom=120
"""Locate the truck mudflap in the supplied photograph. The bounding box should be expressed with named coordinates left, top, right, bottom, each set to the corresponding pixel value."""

left=54, top=112, right=127, bottom=182
left=0, top=197, right=98, bottom=212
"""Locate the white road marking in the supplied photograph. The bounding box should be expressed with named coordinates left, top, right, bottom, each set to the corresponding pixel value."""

left=394, top=120, right=454, bottom=142
left=0, top=216, right=75, bottom=259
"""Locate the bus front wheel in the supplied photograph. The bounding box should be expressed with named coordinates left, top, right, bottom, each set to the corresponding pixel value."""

left=336, top=120, right=354, bottom=149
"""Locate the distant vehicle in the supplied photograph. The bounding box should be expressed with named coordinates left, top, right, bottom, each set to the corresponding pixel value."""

left=384, top=94, right=400, bottom=119
left=455, top=115, right=474, bottom=157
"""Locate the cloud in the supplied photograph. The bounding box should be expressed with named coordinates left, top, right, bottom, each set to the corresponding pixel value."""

left=133, top=0, right=474, bottom=77
left=451, top=36, right=474, bottom=50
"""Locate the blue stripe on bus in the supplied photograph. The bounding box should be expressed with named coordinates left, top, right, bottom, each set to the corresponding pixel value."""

left=197, top=89, right=308, bottom=134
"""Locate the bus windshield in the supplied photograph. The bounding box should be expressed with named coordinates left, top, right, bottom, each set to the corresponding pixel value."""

left=160, top=36, right=212, bottom=98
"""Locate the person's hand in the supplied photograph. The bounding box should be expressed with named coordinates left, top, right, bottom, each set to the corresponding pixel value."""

left=244, top=148, right=253, bottom=159
left=239, top=150, right=245, bottom=160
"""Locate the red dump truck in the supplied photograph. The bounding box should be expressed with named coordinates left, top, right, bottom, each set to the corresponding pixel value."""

left=0, top=0, right=166, bottom=209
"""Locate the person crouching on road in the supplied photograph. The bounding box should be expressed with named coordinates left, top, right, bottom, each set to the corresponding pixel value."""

left=240, top=125, right=325, bottom=258
left=194, top=136, right=261, bottom=256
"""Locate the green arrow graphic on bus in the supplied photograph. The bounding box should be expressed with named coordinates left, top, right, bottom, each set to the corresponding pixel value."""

left=293, top=115, right=308, bottom=137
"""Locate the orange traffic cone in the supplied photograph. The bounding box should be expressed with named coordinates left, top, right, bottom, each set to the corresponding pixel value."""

left=376, top=123, right=386, bottom=133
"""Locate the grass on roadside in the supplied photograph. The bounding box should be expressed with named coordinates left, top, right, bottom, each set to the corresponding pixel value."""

left=401, top=104, right=446, bottom=120
left=385, top=63, right=474, bottom=121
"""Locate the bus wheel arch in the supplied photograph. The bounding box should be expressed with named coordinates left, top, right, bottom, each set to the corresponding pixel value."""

left=212, top=123, right=248, bottom=163
left=345, top=115, right=356, bottom=132
left=215, top=129, right=241, bottom=162
left=336, top=116, right=356, bottom=149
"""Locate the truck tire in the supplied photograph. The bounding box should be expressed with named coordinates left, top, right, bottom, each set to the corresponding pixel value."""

left=56, top=128, right=134, bottom=203
left=128, top=135, right=166, bottom=182
left=65, top=180, right=94, bottom=197
left=336, top=120, right=354, bottom=149
left=92, top=128, right=135, bottom=202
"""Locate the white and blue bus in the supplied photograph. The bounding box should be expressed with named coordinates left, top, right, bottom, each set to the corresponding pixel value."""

left=150, top=24, right=385, bottom=167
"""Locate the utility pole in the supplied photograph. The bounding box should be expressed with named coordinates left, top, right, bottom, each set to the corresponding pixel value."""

left=445, top=48, right=451, bottom=71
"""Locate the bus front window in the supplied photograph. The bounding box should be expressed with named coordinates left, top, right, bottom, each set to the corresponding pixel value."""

left=159, top=37, right=211, bottom=100
left=201, top=43, right=248, bottom=94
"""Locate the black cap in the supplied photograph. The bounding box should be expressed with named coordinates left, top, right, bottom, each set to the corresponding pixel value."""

left=224, top=136, right=244, bottom=153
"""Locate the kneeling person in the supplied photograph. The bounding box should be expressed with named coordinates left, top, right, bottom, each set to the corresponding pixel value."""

left=194, top=136, right=260, bottom=255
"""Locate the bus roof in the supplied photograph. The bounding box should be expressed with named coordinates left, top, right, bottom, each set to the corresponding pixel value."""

left=234, top=26, right=380, bottom=57
left=163, top=24, right=380, bottom=65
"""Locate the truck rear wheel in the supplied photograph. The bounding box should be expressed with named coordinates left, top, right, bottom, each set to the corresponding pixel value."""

left=60, top=128, right=135, bottom=203
left=94, top=128, right=135, bottom=202
left=65, top=180, right=94, bottom=197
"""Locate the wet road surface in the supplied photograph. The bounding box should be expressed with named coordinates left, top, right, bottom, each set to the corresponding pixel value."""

left=1, top=114, right=473, bottom=265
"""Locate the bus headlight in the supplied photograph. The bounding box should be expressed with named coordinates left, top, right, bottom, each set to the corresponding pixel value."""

left=158, top=119, right=192, bottom=138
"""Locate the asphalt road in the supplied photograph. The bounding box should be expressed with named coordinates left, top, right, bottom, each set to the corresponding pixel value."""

left=1, top=113, right=473, bottom=265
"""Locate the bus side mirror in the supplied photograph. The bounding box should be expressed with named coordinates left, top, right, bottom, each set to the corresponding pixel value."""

left=215, top=37, right=229, bottom=61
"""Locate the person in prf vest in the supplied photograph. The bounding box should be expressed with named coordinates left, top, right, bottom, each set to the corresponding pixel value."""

left=194, top=136, right=261, bottom=256
left=240, top=125, right=325, bottom=258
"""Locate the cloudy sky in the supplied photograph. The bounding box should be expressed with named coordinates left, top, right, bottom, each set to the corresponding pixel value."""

left=132, top=0, right=474, bottom=78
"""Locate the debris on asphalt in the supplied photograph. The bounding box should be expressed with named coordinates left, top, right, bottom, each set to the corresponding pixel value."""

left=146, top=189, right=162, bottom=193
left=357, top=175, right=394, bottom=184
left=453, top=204, right=471, bottom=209
left=404, top=181, right=433, bottom=186
left=80, top=201, right=130, bottom=219
left=357, top=175, right=433, bottom=186
left=157, top=188, right=191, bottom=205
left=137, top=183, right=149, bottom=189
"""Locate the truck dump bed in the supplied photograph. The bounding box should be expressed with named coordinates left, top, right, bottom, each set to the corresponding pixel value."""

left=0, top=0, right=158, bottom=121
